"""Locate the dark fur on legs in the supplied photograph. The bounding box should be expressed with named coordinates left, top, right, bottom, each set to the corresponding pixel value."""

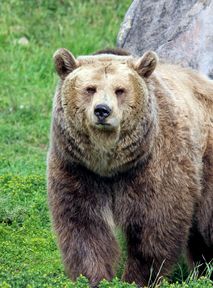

left=48, top=157, right=119, bottom=287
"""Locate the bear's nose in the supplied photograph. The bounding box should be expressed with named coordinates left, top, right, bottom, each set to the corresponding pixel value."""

left=94, top=104, right=111, bottom=121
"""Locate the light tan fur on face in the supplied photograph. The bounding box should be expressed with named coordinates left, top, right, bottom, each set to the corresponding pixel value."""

left=62, top=56, right=147, bottom=147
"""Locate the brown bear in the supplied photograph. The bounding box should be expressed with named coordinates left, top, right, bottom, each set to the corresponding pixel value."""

left=47, top=47, right=213, bottom=287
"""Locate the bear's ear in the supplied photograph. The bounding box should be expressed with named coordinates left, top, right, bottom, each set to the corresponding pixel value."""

left=134, top=51, right=158, bottom=78
left=53, top=48, right=77, bottom=80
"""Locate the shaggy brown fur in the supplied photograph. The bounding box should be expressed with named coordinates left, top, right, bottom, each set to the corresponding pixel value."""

left=93, top=47, right=130, bottom=56
left=47, top=47, right=213, bottom=287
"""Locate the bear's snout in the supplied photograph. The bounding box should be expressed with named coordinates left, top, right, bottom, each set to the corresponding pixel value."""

left=94, top=104, right=111, bottom=123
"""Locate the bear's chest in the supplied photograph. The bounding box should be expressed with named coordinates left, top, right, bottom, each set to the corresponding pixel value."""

left=84, top=148, right=118, bottom=176
left=81, top=143, right=145, bottom=177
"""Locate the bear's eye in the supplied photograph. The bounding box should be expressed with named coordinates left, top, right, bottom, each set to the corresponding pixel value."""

left=85, top=86, right=96, bottom=95
left=115, top=88, right=125, bottom=97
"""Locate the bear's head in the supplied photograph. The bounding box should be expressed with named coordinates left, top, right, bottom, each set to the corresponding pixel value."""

left=53, top=48, right=158, bottom=175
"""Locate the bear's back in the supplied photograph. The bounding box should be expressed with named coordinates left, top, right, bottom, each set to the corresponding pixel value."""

left=151, top=63, right=213, bottom=159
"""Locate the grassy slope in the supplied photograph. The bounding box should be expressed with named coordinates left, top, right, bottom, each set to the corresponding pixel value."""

left=0, top=0, right=212, bottom=287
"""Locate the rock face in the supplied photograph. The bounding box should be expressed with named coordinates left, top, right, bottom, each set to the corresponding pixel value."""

left=117, top=0, right=213, bottom=78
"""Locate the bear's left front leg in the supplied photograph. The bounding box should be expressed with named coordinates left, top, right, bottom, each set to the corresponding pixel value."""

left=117, top=185, right=195, bottom=287
left=122, top=221, right=188, bottom=286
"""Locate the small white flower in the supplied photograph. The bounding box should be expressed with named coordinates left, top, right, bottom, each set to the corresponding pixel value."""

left=18, top=37, right=29, bottom=46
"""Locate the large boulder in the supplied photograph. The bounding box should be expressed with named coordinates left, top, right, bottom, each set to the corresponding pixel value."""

left=117, top=0, right=213, bottom=78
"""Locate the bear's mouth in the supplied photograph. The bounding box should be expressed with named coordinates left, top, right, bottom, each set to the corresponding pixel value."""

left=87, top=114, right=120, bottom=132
left=95, top=122, right=113, bottom=130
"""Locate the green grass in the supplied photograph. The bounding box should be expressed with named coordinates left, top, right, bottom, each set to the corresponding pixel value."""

left=0, top=1, right=212, bottom=287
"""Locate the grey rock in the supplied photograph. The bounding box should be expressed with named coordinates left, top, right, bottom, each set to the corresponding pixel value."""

left=117, top=0, right=213, bottom=78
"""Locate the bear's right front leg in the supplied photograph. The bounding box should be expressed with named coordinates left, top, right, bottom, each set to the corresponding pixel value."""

left=47, top=158, right=119, bottom=287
